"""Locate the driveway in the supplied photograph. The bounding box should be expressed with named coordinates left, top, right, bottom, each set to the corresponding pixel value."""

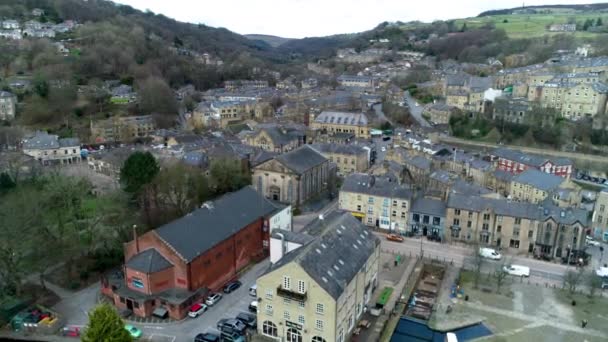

left=403, top=91, right=431, bottom=128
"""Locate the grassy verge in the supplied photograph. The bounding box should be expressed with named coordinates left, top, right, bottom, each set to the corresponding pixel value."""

left=553, top=289, right=608, bottom=330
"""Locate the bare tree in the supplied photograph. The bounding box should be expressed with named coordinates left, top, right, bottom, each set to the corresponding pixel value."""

left=587, top=271, right=602, bottom=298
left=563, top=268, right=585, bottom=295
left=494, top=260, right=509, bottom=293
left=472, top=242, right=485, bottom=290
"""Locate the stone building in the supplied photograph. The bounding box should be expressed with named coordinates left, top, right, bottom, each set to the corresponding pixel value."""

left=310, top=111, right=370, bottom=139
left=0, top=91, right=17, bottom=121
left=22, top=131, right=81, bottom=165
left=253, top=145, right=330, bottom=206
left=310, top=144, right=369, bottom=175
left=242, top=124, right=306, bottom=153
left=90, top=115, right=157, bottom=143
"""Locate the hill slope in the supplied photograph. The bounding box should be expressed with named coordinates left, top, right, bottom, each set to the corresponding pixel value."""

left=245, top=34, right=294, bottom=47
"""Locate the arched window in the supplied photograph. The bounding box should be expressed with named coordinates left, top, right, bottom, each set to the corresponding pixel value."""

left=286, top=328, right=302, bottom=342
left=312, top=337, right=326, bottom=342
left=262, top=321, right=278, bottom=337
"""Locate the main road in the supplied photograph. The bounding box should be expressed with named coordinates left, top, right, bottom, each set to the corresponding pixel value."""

left=378, top=234, right=595, bottom=283
left=403, top=91, right=432, bottom=128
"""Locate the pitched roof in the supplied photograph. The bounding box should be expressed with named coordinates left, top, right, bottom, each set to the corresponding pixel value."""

left=310, top=143, right=366, bottom=156
left=266, top=210, right=379, bottom=299
left=271, top=229, right=315, bottom=245
left=275, top=145, right=328, bottom=174
left=411, top=197, right=446, bottom=217
left=314, top=111, right=368, bottom=126
left=23, top=131, right=59, bottom=150
left=126, top=248, right=173, bottom=273
left=154, top=186, right=280, bottom=262
left=492, top=148, right=572, bottom=168
left=341, top=173, right=413, bottom=200
left=513, top=169, right=564, bottom=192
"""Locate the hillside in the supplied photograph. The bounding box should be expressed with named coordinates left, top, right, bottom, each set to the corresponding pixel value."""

left=245, top=34, right=294, bottom=47
left=478, top=3, right=608, bottom=16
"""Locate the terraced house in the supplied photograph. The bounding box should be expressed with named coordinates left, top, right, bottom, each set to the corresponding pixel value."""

left=527, top=80, right=608, bottom=119
left=445, top=194, right=588, bottom=259
left=256, top=210, right=380, bottom=342
left=311, top=143, right=369, bottom=175
left=339, top=173, right=413, bottom=232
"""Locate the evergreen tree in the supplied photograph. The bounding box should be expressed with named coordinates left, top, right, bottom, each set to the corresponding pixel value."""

left=82, top=303, right=133, bottom=342
left=120, top=151, right=159, bottom=194
left=597, top=17, right=603, bottom=26
left=461, top=23, right=468, bottom=32
left=0, top=172, right=16, bottom=193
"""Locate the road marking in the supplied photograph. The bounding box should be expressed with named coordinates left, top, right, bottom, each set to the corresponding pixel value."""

left=144, top=325, right=165, bottom=330
left=150, top=333, right=176, bottom=342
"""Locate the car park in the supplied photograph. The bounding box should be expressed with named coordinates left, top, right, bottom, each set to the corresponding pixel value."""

left=124, top=324, right=142, bottom=339
left=503, top=264, right=530, bottom=277
left=235, top=312, right=257, bottom=328
left=220, top=328, right=245, bottom=342
left=223, top=280, right=242, bottom=293
left=194, top=332, right=220, bottom=342
left=205, top=293, right=223, bottom=306
left=217, top=318, right=247, bottom=334
left=479, top=247, right=502, bottom=260
left=248, top=300, right=258, bottom=313
left=188, top=303, right=208, bottom=318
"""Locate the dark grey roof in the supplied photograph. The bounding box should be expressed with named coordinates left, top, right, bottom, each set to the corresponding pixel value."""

left=403, top=155, right=432, bottom=171
left=255, top=125, right=304, bottom=146
left=492, top=148, right=572, bottom=168
left=493, top=169, right=514, bottom=182
left=126, top=248, right=173, bottom=273
left=513, top=169, right=564, bottom=192
left=341, top=173, right=413, bottom=199
left=275, top=145, right=327, bottom=174
left=450, top=180, right=493, bottom=196
left=411, top=197, right=446, bottom=217
left=310, top=143, right=366, bottom=156
left=429, top=170, right=453, bottom=184
left=266, top=210, right=379, bottom=299
left=155, top=186, right=280, bottom=262
left=59, top=137, right=80, bottom=147
left=251, top=150, right=278, bottom=167
left=0, top=91, right=15, bottom=98
left=182, top=151, right=209, bottom=168
left=314, top=111, right=368, bottom=126
left=271, top=229, right=315, bottom=245
left=23, top=132, right=59, bottom=149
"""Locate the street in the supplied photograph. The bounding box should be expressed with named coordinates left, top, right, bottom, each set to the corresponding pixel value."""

left=378, top=234, right=598, bottom=284
left=403, top=91, right=431, bottom=128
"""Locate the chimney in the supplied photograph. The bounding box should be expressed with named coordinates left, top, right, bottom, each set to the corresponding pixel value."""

left=132, top=225, right=139, bottom=253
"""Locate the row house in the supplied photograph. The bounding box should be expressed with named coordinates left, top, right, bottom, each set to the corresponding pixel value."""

left=591, top=189, right=608, bottom=242
left=491, top=148, right=573, bottom=178
left=509, top=169, right=577, bottom=205
left=22, top=131, right=81, bottom=165
left=310, top=144, right=369, bottom=175
left=527, top=80, right=608, bottom=120
left=445, top=194, right=588, bottom=259
left=339, top=173, right=413, bottom=233
left=408, top=197, right=447, bottom=240
left=90, top=115, right=156, bottom=143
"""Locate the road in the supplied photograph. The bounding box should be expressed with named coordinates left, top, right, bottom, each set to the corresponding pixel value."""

left=372, top=103, right=393, bottom=126
left=378, top=235, right=592, bottom=283
left=403, top=91, right=431, bottom=128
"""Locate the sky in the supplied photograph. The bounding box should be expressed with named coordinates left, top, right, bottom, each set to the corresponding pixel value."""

left=114, top=0, right=607, bottom=38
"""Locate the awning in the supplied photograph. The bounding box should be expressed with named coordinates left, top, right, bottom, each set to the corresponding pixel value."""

left=152, top=307, right=168, bottom=318
left=351, top=212, right=365, bottom=218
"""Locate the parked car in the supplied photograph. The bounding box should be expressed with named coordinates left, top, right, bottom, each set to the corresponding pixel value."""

left=248, top=300, right=258, bottom=313
left=188, top=303, right=208, bottom=318
left=249, top=284, right=257, bottom=297
left=194, top=332, right=220, bottom=342
left=479, top=247, right=501, bottom=260
left=220, top=328, right=245, bottom=342
left=503, top=265, right=530, bottom=277
left=217, top=318, right=247, bottom=334
left=205, top=293, right=223, bottom=306
left=223, top=280, right=242, bottom=293
left=124, top=324, right=142, bottom=339
left=61, top=325, right=81, bottom=337
left=386, top=234, right=404, bottom=242
left=235, top=312, right=257, bottom=328
left=381, top=146, right=386, bottom=152
left=586, top=236, right=601, bottom=247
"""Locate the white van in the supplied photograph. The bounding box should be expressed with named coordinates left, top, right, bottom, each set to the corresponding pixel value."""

left=249, top=284, right=257, bottom=297
left=479, top=247, right=501, bottom=260
left=445, top=332, right=458, bottom=342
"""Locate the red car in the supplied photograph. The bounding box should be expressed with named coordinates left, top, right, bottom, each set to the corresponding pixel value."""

left=386, top=234, right=404, bottom=242
left=61, top=326, right=81, bottom=337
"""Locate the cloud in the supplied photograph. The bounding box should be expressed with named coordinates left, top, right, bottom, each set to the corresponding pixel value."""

left=113, top=0, right=607, bottom=38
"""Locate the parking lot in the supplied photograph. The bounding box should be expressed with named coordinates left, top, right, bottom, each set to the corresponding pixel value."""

left=136, top=259, right=270, bottom=341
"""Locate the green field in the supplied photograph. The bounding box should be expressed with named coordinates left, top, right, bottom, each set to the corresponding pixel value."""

left=454, top=12, right=608, bottom=39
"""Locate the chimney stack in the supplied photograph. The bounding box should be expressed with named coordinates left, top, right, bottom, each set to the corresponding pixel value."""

left=133, top=225, right=139, bottom=253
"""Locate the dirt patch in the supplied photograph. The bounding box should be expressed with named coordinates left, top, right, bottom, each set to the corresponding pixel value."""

left=535, top=287, right=574, bottom=323
left=45, top=252, right=121, bottom=291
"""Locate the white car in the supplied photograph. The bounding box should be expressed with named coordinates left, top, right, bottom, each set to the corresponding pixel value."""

left=503, top=264, right=530, bottom=277
left=479, top=247, right=501, bottom=260
left=205, top=293, right=223, bottom=306
left=586, top=236, right=601, bottom=247
left=188, top=303, right=208, bottom=318
left=381, top=147, right=386, bottom=152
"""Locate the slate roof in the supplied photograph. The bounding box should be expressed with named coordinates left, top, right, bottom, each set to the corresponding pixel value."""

left=341, top=173, right=413, bottom=199
left=310, top=143, right=366, bottom=156
left=314, top=111, right=368, bottom=126
left=403, top=155, right=432, bottom=171
left=274, top=145, right=327, bottom=174
left=429, top=170, right=453, bottom=184
left=255, top=125, right=304, bottom=146
left=513, top=169, right=564, bottom=192
left=154, top=186, right=281, bottom=262
left=265, top=210, right=380, bottom=299
left=493, top=148, right=572, bottom=168
left=23, top=132, right=59, bottom=150
left=0, top=91, right=15, bottom=98
left=411, top=197, right=446, bottom=217
left=450, top=180, right=493, bottom=197
left=126, top=248, right=173, bottom=273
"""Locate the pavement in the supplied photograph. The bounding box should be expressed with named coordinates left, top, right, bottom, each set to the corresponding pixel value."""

left=378, top=234, right=592, bottom=284
left=403, top=91, right=431, bottom=128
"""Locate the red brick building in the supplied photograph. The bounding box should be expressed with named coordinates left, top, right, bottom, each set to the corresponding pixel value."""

left=491, top=148, right=573, bottom=178
left=101, top=186, right=287, bottom=319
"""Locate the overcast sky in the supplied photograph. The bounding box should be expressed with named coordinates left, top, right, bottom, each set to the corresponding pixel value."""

left=114, top=0, right=606, bottom=38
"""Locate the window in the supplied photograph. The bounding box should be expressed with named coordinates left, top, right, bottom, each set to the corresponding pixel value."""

left=402, top=202, right=407, bottom=208
left=468, top=212, right=473, bottom=219
left=298, top=301, right=305, bottom=308
left=413, top=214, right=420, bottom=223
left=298, top=315, right=305, bottom=324
left=392, top=211, right=397, bottom=217
left=265, top=304, right=273, bottom=314
left=368, top=197, right=374, bottom=204
left=357, top=195, right=361, bottom=200
left=348, top=314, right=354, bottom=330
left=482, top=223, right=489, bottom=231
left=338, top=329, right=344, bottom=342
left=284, top=298, right=291, bottom=305
left=401, top=212, right=406, bottom=218
left=393, top=200, right=398, bottom=206
left=286, top=328, right=302, bottom=342
left=601, top=204, right=605, bottom=212
left=467, top=221, right=472, bottom=228
left=528, top=230, right=533, bottom=238
left=454, top=209, right=461, bottom=216
left=133, top=301, right=140, bottom=309
left=312, top=337, right=326, bottom=342
left=284, top=311, right=290, bottom=320
left=497, top=225, right=502, bottom=233
left=265, top=289, right=273, bottom=299
left=262, top=321, right=278, bottom=337
left=283, top=276, right=291, bottom=290
left=367, top=206, right=374, bottom=214
left=131, top=277, right=144, bottom=289
left=315, top=319, right=324, bottom=331
left=297, top=280, right=306, bottom=294
left=515, top=218, right=522, bottom=225
left=453, top=218, right=460, bottom=226
left=513, top=228, right=520, bottom=237
left=367, top=217, right=373, bottom=225
left=316, top=303, right=324, bottom=314
left=483, top=214, right=490, bottom=221
left=509, top=239, right=520, bottom=248
left=357, top=205, right=361, bottom=212
left=599, top=216, right=604, bottom=224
